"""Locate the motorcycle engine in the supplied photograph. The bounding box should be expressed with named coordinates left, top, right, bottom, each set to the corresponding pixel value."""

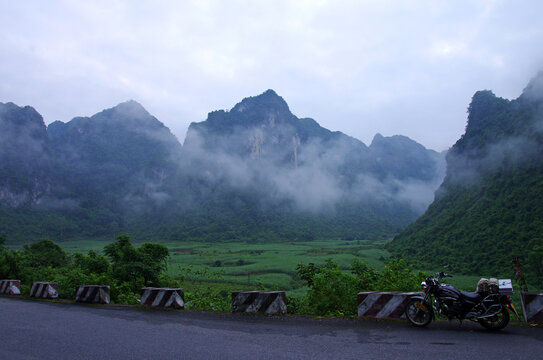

left=437, top=298, right=463, bottom=318
left=436, top=284, right=463, bottom=318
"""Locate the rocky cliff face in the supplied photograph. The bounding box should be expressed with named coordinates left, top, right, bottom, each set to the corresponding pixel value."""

left=184, top=90, right=357, bottom=166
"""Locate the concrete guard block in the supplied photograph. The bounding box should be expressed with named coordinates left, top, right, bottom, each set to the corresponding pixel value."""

left=357, top=291, right=422, bottom=319
left=76, top=285, right=110, bottom=304
left=140, top=287, right=184, bottom=309
left=231, top=291, right=287, bottom=314
left=521, top=292, right=543, bottom=323
left=30, top=282, right=59, bottom=299
left=0, top=280, right=21, bottom=295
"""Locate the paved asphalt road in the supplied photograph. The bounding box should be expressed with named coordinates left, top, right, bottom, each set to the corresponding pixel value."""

left=1, top=297, right=541, bottom=359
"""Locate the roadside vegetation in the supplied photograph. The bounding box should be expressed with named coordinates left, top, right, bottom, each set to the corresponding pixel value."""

left=1, top=235, right=529, bottom=317
left=1, top=235, right=428, bottom=316
left=291, top=258, right=424, bottom=316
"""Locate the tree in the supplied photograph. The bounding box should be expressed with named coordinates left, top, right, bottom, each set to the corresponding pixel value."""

left=137, top=242, right=170, bottom=285
left=103, top=235, right=169, bottom=287
left=21, top=239, right=69, bottom=268
left=296, top=259, right=366, bottom=316
left=376, top=258, right=425, bottom=291
left=0, top=235, right=18, bottom=279
left=73, top=250, right=110, bottom=274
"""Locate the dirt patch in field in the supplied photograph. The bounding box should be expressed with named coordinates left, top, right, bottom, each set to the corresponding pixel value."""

left=170, top=248, right=195, bottom=253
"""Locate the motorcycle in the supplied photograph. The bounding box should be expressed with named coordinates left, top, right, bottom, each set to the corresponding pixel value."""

left=404, top=272, right=519, bottom=330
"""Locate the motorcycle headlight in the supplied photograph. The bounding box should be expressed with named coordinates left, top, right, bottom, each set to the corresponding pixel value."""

left=421, top=281, right=427, bottom=291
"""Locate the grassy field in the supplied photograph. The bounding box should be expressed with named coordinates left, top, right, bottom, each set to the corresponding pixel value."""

left=52, top=238, right=390, bottom=294
left=168, top=239, right=392, bottom=298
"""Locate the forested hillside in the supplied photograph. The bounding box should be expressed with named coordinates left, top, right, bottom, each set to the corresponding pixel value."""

left=387, top=73, right=543, bottom=286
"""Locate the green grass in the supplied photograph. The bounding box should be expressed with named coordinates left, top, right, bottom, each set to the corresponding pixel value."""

left=162, top=239, right=389, bottom=290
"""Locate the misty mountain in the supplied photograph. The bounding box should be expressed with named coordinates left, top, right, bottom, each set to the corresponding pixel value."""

left=47, top=100, right=182, bottom=214
left=0, top=91, right=445, bottom=242
left=0, top=102, right=51, bottom=207
left=183, top=90, right=444, bottom=214
left=387, top=72, right=543, bottom=283
left=157, top=90, right=445, bottom=241
left=0, top=100, right=184, bottom=239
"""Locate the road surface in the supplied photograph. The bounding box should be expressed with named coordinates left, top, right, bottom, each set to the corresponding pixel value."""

left=0, top=297, right=541, bottom=359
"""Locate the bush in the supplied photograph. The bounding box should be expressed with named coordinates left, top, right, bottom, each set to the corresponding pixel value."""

left=177, top=265, right=229, bottom=311
left=184, top=288, right=230, bottom=311
left=0, top=248, right=18, bottom=279
left=54, top=266, right=95, bottom=299
left=104, top=235, right=170, bottom=287
left=375, top=258, right=425, bottom=292
left=2, top=236, right=174, bottom=303
left=295, top=258, right=426, bottom=316
left=112, top=282, right=140, bottom=305
left=21, top=239, right=69, bottom=268
left=306, top=265, right=360, bottom=316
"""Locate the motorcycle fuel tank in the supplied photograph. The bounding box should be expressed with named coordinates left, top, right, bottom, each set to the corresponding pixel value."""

left=437, top=284, right=461, bottom=300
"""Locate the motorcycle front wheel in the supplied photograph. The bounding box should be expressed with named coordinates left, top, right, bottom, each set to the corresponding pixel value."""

left=405, top=298, right=432, bottom=327
left=478, top=305, right=510, bottom=330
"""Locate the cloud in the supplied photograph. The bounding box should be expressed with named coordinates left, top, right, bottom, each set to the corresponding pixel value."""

left=445, top=71, right=543, bottom=186
left=1, top=1, right=543, bottom=152
left=445, top=136, right=541, bottom=189
left=181, top=121, right=445, bottom=215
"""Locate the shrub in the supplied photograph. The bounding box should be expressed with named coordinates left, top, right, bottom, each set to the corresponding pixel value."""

left=375, top=258, right=425, bottom=292
left=295, top=257, right=426, bottom=316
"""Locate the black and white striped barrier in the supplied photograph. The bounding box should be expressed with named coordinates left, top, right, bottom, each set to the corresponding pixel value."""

left=0, top=280, right=21, bottom=295
left=30, top=282, right=59, bottom=299
left=75, top=285, right=110, bottom=304
left=358, top=292, right=422, bottom=319
left=140, top=288, right=185, bottom=309
left=521, top=292, right=543, bottom=323
left=231, top=291, right=287, bottom=314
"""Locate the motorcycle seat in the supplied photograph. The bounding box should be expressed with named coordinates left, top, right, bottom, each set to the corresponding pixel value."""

left=460, top=291, right=482, bottom=301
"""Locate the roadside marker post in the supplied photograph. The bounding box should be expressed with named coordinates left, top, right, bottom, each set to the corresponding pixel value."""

left=0, top=280, right=21, bottom=295
left=140, top=288, right=185, bottom=309
left=231, top=291, right=287, bottom=314
left=30, top=282, right=59, bottom=299
left=357, top=292, right=423, bottom=320
left=75, top=285, right=111, bottom=304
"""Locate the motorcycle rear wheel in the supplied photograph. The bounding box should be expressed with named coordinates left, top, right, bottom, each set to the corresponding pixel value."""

left=478, top=305, right=509, bottom=330
left=405, top=298, right=432, bottom=327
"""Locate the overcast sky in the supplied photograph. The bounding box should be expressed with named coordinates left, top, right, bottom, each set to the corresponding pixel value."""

left=1, top=0, right=542, bottom=151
